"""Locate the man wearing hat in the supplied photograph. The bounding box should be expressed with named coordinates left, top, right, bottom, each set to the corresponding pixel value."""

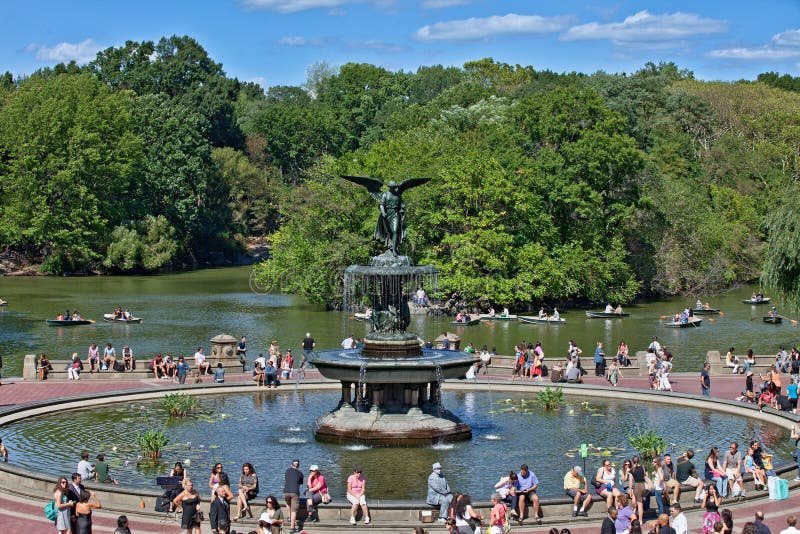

left=426, top=462, right=452, bottom=522
left=563, top=466, right=591, bottom=517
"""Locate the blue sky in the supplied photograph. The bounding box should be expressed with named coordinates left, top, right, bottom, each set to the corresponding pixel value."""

left=2, top=0, right=799, bottom=88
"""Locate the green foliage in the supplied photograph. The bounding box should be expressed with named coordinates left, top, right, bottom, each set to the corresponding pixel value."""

left=628, top=428, right=667, bottom=463
left=160, top=393, right=199, bottom=417
left=137, top=428, right=168, bottom=460
left=761, top=191, right=800, bottom=305
left=536, top=386, right=565, bottom=410
left=104, top=215, right=179, bottom=271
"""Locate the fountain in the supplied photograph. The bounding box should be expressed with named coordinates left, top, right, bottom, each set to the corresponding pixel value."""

left=309, top=176, right=476, bottom=445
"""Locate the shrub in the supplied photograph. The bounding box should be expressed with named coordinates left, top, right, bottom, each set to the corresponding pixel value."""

left=628, top=428, right=667, bottom=463
left=536, top=386, right=565, bottom=410
left=137, top=429, right=168, bottom=460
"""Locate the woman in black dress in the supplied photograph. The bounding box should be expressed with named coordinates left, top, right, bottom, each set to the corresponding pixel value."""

left=74, top=490, right=101, bottom=534
left=172, top=478, right=201, bottom=534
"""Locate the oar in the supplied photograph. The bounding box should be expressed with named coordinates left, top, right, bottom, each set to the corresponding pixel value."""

left=778, top=315, right=799, bottom=326
left=708, top=318, right=716, bottom=324
left=718, top=311, right=725, bottom=317
left=659, top=315, right=671, bottom=319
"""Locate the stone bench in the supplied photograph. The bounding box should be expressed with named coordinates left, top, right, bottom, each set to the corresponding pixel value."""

left=22, top=354, right=247, bottom=380
left=707, top=350, right=787, bottom=377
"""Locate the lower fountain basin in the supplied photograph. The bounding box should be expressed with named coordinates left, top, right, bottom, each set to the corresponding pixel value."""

left=308, top=348, right=475, bottom=383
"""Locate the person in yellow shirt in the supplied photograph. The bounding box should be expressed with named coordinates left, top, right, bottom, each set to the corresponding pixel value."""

left=563, top=466, right=592, bottom=517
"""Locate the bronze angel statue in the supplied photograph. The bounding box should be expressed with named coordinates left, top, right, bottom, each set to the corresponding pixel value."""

left=342, top=176, right=430, bottom=255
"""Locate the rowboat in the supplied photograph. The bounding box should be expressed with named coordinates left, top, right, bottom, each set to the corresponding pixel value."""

left=763, top=316, right=783, bottom=324
left=662, top=317, right=702, bottom=328
left=46, top=319, right=95, bottom=326
left=478, top=314, right=518, bottom=321
left=692, top=308, right=721, bottom=315
left=586, top=311, right=630, bottom=318
left=0, top=301, right=7, bottom=306
left=450, top=317, right=480, bottom=326
left=519, top=316, right=566, bottom=325
left=742, top=298, right=771, bottom=305
left=102, top=313, right=142, bottom=324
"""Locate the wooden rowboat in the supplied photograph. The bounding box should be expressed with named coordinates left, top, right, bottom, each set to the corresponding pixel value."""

left=586, top=311, right=630, bottom=318
left=450, top=317, right=480, bottom=326
left=46, top=319, right=95, bottom=326
left=692, top=308, right=721, bottom=315
left=478, top=314, right=518, bottom=321
left=742, top=298, right=771, bottom=305
left=763, top=316, right=783, bottom=324
left=662, top=317, right=702, bottom=328
left=102, top=313, right=142, bottom=324
left=519, top=316, right=566, bottom=325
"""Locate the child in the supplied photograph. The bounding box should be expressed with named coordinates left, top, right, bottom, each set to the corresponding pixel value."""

left=193, top=371, right=203, bottom=384
left=214, top=362, right=225, bottom=383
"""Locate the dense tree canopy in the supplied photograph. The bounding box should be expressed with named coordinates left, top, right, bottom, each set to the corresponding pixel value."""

left=1, top=38, right=798, bottom=307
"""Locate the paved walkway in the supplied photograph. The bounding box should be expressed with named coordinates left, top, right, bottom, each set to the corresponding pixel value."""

left=0, top=369, right=798, bottom=533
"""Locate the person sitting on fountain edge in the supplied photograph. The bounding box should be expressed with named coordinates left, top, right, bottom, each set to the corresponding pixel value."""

left=427, top=462, right=452, bottom=522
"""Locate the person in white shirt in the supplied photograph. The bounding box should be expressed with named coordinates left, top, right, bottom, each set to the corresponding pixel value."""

left=254, top=353, right=267, bottom=369
left=670, top=503, right=688, bottom=534
left=342, top=335, right=355, bottom=349
left=781, top=515, right=800, bottom=534
left=77, top=452, right=95, bottom=480
left=194, top=347, right=210, bottom=375
left=605, top=303, right=613, bottom=313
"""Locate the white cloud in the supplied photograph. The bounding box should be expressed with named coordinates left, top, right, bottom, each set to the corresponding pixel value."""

left=561, top=11, right=727, bottom=44
left=279, top=35, right=406, bottom=53
left=241, top=0, right=389, bottom=13
left=772, top=29, right=800, bottom=47
left=707, top=47, right=800, bottom=60
left=415, top=13, right=574, bottom=41
left=32, top=38, right=103, bottom=64
left=421, top=0, right=471, bottom=8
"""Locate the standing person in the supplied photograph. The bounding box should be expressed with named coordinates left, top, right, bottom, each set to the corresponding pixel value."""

left=427, top=462, right=453, bottom=523
left=488, top=493, right=508, bottom=534
left=347, top=466, right=370, bottom=525
left=601, top=506, right=618, bottom=534
left=615, top=494, right=637, bottom=534
left=454, top=494, right=482, bottom=534
left=671, top=503, right=688, bottom=534
left=594, top=342, right=606, bottom=377
left=701, top=484, right=722, bottom=534
left=564, top=466, right=591, bottom=517
left=607, top=359, right=623, bottom=387
left=236, top=336, right=247, bottom=371
left=516, top=463, right=542, bottom=525
left=74, top=490, right=101, bottom=534
left=754, top=511, right=771, bottom=534
left=172, top=479, right=201, bottom=534
left=210, top=485, right=232, bottom=534
left=113, top=515, right=132, bottom=534
left=701, top=362, right=711, bottom=396
left=283, top=459, right=303, bottom=533
left=302, top=333, right=315, bottom=357
left=281, top=349, right=294, bottom=380
left=176, top=356, right=190, bottom=385
left=54, top=476, right=74, bottom=534
left=780, top=515, right=799, bottom=534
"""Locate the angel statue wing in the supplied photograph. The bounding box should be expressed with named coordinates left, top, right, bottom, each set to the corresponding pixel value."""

left=341, top=175, right=385, bottom=201
left=397, top=177, right=431, bottom=193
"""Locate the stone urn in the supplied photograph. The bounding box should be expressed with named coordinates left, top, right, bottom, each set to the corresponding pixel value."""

left=209, top=334, right=239, bottom=367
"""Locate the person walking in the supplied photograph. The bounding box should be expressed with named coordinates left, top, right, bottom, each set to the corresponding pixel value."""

left=701, top=362, right=711, bottom=396
left=347, top=466, right=370, bottom=525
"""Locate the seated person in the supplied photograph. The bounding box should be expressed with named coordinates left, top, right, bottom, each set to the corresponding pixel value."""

left=537, top=307, right=546, bottom=319
left=614, top=305, right=623, bottom=314
left=564, top=466, right=591, bottom=516
left=103, top=343, right=116, bottom=370
left=162, top=353, right=177, bottom=379
left=121, top=346, right=134, bottom=371
left=494, top=471, right=519, bottom=518
left=566, top=364, right=582, bottom=383
left=252, top=361, right=266, bottom=386
left=264, top=362, right=279, bottom=388
left=38, top=354, right=52, bottom=380
left=605, top=303, right=614, bottom=313
left=214, top=362, right=225, bottom=383
left=149, top=353, right=165, bottom=379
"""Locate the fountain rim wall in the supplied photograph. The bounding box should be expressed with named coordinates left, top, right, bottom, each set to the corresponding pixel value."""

left=0, top=379, right=797, bottom=506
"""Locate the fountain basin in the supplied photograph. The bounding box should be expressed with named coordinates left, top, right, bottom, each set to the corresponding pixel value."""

left=308, top=348, right=475, bottom=384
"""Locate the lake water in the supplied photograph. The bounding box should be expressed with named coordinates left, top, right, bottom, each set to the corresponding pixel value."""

left=1, top=266, right=798, bottom=376
left=1, top=391, right=791, bottom=499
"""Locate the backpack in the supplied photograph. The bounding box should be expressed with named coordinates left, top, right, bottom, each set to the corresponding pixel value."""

left=44, top=500, right=57, bottom=521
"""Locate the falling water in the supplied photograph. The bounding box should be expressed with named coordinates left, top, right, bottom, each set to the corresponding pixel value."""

left=484, top=368, right=502, bottom=440
left=356, top=362, right=368, bottom=412
left=435, top=365, right=445, bottom=418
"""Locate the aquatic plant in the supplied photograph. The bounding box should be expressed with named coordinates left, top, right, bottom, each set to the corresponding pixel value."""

left=161, top=393, right=198, bottom=417
left=137, top=429, right=168, bottom=460
left=628, top=428, right=667, bottom=463
left=536, top=386, right=565, bottom=410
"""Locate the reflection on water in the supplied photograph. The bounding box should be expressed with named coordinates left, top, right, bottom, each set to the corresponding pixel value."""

left=2, top=391, right=791, bottom=499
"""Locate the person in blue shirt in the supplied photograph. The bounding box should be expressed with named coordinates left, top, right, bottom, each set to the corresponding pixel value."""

left=264, top=361, right=279, bottom=388
left=516, top=463, right=541, bottom=526
left=594, top=342, right=606, bottom=376
left=213, top=362, right=225, bottom=383
left=176, top=356, right=190, bottom=385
